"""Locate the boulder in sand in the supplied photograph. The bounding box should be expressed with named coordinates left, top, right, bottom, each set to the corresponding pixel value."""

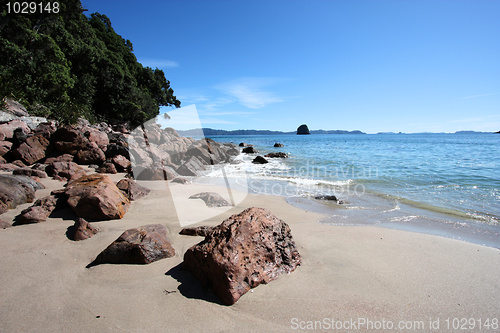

left=16, top=195, right=59, bottom=224
left=64, top=174, right=130, bottom=221
left=73, top=218, right=99, bottom=241
left=189, top=192, right=230, bottom=207
left=0, top=174, right=44, bottom=214
left=89, top=224, right=175, bottom=266
left=116, top=179, right=150, bottom=201
left=183, top=207, right=301, bottom=305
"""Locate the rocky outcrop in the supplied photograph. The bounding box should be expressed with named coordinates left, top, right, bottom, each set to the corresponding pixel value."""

left=0, top=175, right=44, bottom=214
left=252, top=156, right=268, bottom=164
left=264, top=152, right=288, bottom=158
left=116, top=179, right=150, bottom=201
left=189, top=192, right=230, bottom=207
left=16, top=195, right=59, bottom=224
left=89, top=224, right=175, bottom=266
left=73, top=218, right=99, bottom=241
left=64, top=174, right=130, bottom=221
left=179, top=226, right=213, bottom=237
left=183, top=207, right=301, bottom=305
left=274, top=143, right=284, bottom=147
left=297, top=124, right=310, bottom=135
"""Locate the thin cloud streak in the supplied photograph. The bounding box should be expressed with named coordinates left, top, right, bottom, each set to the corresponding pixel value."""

left=216, top=77, right=285, bottom=109
left=458, top=92, right=499, bottom=100
left=139, top=58, right=179, bottom=69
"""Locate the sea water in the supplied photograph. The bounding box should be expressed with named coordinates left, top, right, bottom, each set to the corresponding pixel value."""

left=204, top=133, right=500, bottom=247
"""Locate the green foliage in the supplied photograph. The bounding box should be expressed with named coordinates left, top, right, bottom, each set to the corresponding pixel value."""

left=0, top=0, right=180, bottom=125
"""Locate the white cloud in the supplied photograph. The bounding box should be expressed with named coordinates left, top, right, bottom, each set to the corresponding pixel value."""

left=216, top=77, right=284, bottom=109
left=139, top=58, right=179, bottom=69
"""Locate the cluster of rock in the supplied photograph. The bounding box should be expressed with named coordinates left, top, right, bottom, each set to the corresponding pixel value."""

left=239, top=142, right=289, bottom=164
left=0, top=100, right=302, bottom=305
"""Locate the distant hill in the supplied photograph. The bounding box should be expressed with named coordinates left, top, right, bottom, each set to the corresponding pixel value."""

left=177, top=128, right=366, bottom=136
left=454, top=131, right=493, bottom=134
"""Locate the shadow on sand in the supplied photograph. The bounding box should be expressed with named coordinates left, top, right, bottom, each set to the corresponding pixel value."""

left=165, top=263, right=225, bottom=306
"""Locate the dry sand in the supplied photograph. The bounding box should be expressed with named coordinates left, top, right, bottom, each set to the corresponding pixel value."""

left=1, top=172, right=499, bottom=332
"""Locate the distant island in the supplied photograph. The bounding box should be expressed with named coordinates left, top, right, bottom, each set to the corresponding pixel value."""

left=177, top=128, right=366, bottom=136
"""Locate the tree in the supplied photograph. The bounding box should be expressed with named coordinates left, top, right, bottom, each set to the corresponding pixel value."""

left=0, top=0, right=180, bottom=125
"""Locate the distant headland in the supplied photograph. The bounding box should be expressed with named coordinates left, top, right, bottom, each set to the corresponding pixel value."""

left=177, top=128, right=366, bottom=136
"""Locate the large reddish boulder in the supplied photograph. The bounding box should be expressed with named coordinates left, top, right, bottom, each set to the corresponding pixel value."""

left=13, top=168, right=48, bottom=178
left=16, top=195, right=59, bottom=224
left=89, top=224, right=175, bottom=266
left=10, top=134, right=51, bottom=165
left=45, top=161, right=86, bottom=181
left=183, top=207, right=301, bottom=305
left=64, top=174, right=130, bottom=221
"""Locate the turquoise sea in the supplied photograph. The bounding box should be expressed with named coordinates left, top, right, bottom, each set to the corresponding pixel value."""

left=205, top=133, right=500, bottom=247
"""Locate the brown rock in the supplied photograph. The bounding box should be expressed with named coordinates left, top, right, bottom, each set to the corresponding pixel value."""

left=136, top=164, right=178, bottom=180
left=0, top=119, right=30, bottom=141
left=0, top=141, right=13, bottom=157
left=84, top=128, right=109, bottom=150
left=16, top=195, right=58, bottom=224
left=10, top=134, right=50, bottom=165
left=189, top=192, right=230, bottom=207
left=176, top=156, right=206, bottom=176
left=65, top=174, right=130, bottom=220
left=183, top=207, right=301, bottom=305
left=171, top=177, right=191, bottom=184
left=75, top=142, right=106, bottom=165
left=44, top=154, right=74, bottom=164
left=89, top=224, right=175, bottom=266
left=111, top=154, right=131, bottom=172
left=95, top=162, right=117, bottom=174
left=116, top=179, right=150, bottom=201
left=179, top=226, right=213, bottom=237
left=0, top=175, right=44, bottom=214
left=0, top=163, right=21, bottom=171
left=73, top=218, right=99, bottom=241
left=51, top=125, right=88, bottom=154
left=13, top=168, right=48, bottom=178
left=273, top=143, right=284, bottom=147
left=45, top=161, right=86, bottom=181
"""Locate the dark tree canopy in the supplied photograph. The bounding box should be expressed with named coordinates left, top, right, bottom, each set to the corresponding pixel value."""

left=0, top=0, right=180, bottom=125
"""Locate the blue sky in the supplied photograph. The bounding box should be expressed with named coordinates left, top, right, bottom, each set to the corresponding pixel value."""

left=81, top=0, right=500, bottom=133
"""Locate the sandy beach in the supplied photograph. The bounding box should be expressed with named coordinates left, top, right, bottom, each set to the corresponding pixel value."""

left=1, top=171, right=499, bottom=332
